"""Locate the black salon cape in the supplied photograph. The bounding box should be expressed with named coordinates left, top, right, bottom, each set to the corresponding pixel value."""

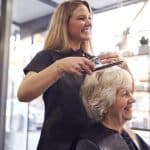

left=73, top=123, right=150, bottom=150
left=23, top=49, right=94, bottom=150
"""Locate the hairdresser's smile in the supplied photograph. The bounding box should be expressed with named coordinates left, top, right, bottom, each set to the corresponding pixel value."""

left=81, top=27, right=91, bottom=33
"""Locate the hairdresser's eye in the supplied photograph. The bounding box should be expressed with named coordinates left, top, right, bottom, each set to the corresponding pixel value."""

left=78, top=16, right=86, bottom=20
left=88, top=16, right=92, bottom=20
left=78, top=15, right=91, bottom=21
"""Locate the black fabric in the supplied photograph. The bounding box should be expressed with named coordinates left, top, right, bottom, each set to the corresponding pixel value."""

left=71, top=138, right=104, bottom=150
left=74, top=139, right=100, bottom=150
left=74, top=123, right=150, bottom=150
left=23, top=49, right=95, bottom=150
left=121, top=131, right=138, bottom=150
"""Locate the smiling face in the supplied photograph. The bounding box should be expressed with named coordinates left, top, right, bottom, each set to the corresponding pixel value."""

left=108, top=86, right=135, bottom=125
left=68, top=4, right=92, bottom=49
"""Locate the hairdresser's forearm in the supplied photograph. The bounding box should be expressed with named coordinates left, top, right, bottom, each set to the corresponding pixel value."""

left=17, top=62, right=64, bottom=102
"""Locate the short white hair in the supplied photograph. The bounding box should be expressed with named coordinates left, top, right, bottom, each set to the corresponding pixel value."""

left=80, top=66, right=133, bottom=122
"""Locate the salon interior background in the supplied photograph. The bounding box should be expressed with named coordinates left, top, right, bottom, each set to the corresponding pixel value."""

left=0, top=0, right=150, bottom=150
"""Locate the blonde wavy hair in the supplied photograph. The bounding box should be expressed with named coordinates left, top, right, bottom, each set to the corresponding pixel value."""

left=44, top=0, right=93, bottom=52
left=80, top=66, right=133, bottom=122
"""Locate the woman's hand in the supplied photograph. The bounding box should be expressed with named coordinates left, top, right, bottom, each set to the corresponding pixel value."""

left=98, top=51, right=132, bottom=74
left=54, top=57, right=95, bottom=75
left=99, top=51, right=123, bottom=64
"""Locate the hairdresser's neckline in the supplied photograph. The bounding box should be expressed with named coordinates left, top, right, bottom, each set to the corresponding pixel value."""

left=71, top=48, right=82, bottom=52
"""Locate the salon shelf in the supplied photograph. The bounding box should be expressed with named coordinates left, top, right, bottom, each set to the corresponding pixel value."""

left=132, top=127, right=150, bottom=132
left=133, top=110, right=150, bottom=113
left=123, top=53, right=150, bottom=57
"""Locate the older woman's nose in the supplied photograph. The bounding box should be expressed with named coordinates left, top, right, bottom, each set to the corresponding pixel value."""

left=129, top=94, right=136, bottom=103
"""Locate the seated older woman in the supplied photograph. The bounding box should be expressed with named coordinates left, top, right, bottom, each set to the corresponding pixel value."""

left=74, top=66, right=150, bottom=150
